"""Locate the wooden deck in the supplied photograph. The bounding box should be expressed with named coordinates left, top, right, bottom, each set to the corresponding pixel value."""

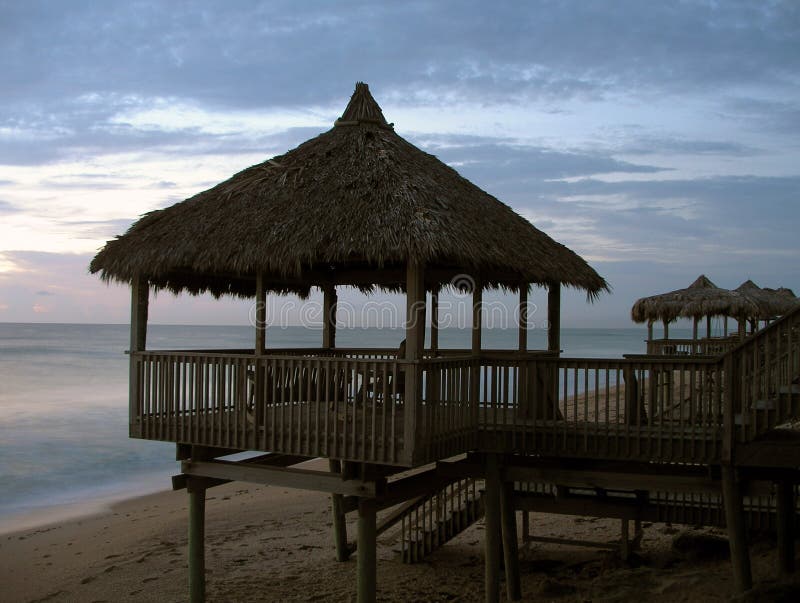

left=131, top=309, right=800, bottom=469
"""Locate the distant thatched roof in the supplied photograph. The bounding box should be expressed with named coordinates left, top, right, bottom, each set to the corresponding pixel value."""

left=631, top=275, right=759, bottom=323
left=735, top=280, right=799, bottom=319
left=90, top=82, right=607, bottom=299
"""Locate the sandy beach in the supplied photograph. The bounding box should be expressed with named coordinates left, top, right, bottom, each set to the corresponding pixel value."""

left=2, top=462, right=798, bottom=603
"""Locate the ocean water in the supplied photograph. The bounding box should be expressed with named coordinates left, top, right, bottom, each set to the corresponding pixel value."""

left=0, top=322, right=675, bottom=527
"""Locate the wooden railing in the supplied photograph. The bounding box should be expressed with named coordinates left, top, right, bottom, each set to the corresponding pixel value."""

left=478, top=355, right=726, bottom=463
left=727, top=305, right=800, bottom=443
left=130, top=313, right=800, bottom=467
left=647, top=336, right=740, bottom=356
left=132, top=352, right=411, bottom=465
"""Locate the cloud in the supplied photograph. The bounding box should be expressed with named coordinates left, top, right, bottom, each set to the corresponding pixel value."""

left=0, top=200, right=20, bottom=214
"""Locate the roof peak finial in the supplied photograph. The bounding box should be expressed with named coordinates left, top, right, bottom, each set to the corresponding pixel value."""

left=335, top=82, right=393, bottom=129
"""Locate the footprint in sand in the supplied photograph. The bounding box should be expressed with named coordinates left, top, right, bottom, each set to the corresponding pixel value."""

left=141, top=576, right=159, bottom=583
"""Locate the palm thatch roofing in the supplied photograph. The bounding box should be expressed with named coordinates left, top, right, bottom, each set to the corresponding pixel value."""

left=631, top=275, right=759, bottom=323
left=735, top=280, right=799, bottom=319
left=90, top=82, right=608, bottom=299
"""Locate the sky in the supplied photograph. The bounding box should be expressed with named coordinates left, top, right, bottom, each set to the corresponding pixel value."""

left=0, top=0, right=798, bottom=328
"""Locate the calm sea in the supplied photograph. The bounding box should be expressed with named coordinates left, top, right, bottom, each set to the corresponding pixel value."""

left=0, top=322, right=687, bottom=527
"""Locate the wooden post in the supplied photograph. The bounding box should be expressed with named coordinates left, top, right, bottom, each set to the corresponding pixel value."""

left=738, top=316, right=746, bottom=340
left=500, top=480, right=522, bottom=600
left=620, top=519, right=630, bottom=562
left=777, top=479, right=796, bottom=576
left=188, top=481, right=206, bottom=603
left=647, top=320, right=653, bottom=353
left=663, top=319, right=670, bottom=340
left=357, top=497, right=377, bottom=603
left=403, top=262, right=426, bottom=465
left=129, top=277, right=148, bottom=436
left=484, top=454, right=502, bottom=603
left=707, top=315, right=712, bottom=340
left=471, top=281, right=483, bottom=444
left=547, top=283, right=561, bottom=354
left=255, top=273, right=266, bottom=354
left=692, top=317, right=699, bottom=354
left=323, top=284, right=337, bottom=349
left=724, top=316, right=729, bottom=337
left=431, top=288, right=439, bottom=354
left=472, top=282, right=483, bottom=354
left=721, top=465, right=752, bottom=593
left=521, top=511, right=530, bottom=549
left=518, top=284, right=528, bottom=352
left=329, top=459, right=350, bottom=561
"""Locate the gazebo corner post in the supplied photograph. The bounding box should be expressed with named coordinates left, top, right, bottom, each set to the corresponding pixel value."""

left=403, top=261, right=426, bottom=466
left=471, top=279, right=483, bottom=445
left=129, top=275, right=149, bottom=438
left=187, top=478, right=207, bottom=603
left=547, top=282, right=561, bottom=354
left=254, top=272, right=266, bottom=355
left=430, top=286, right=439, bottom=355
left=518, top=283, right=528, bottom=352
left=322, top=283, right=338, bottom=350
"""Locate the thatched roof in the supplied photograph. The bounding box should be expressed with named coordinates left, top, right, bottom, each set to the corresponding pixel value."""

left=735, top=280, right=799, bottom=319
left=631, top=275, right=759, bottom=323
left=90, top=82, right=608, bottom=299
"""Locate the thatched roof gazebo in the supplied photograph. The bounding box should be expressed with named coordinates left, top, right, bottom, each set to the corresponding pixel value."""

left=735, top=280, right=799, bottom=324
left=90, top=82, right=609, bottom=603
left=631, top=275, right=758, bottom=354
left=91, top=82, right=606, bottom=301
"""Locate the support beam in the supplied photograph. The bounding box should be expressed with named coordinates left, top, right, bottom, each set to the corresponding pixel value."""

left=707, top=315, right=712, bottom=340
left=472, top=281, right=483, bottom=354
left=547, top=283, right=560, bottom=354
left=329, top=459, right=351, bottom=561
left=181, top=459, right=376, bottom=497
left=620, top=519, right=630, bottom=562
left=518, top=284, right=528, bottom=352
left=721, top=466, right=752, bottom=593
left=403, top=262, right=426, bottom=465
left=431, top=288, right=439, bottom=354
left=777, top=480, right=796, bottom=576
left=484, top=454, right=502, bottom=603
left=323, top=284, right=338, bottom=349
left=357, top=498, right=377, bottom=603
left=500, top=480, right=522, bottom=601
left=129, top=277, right=148, bottom=434
left=255, top=273, right=266, bottom=354
left=188, top=481, right=206, bottom=603
left=663, top=319, right=670, bottom=340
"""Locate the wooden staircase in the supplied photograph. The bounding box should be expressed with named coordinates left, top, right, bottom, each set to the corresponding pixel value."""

left=729, top=305, right=800, bottom=444
left=400, top=477, right=484, bottom=563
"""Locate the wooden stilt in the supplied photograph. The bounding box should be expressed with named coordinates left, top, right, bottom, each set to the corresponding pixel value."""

left=518, top=284, right=528, bottom=352
left=329, top=459, right=350, bottom=561
left=777, top=480, right=796, bottom=576
left=721, top=465, right=752, bottom=592
left=521, top=511, right=530, bottom=549
left=431, top=288, right=439, bottom=354
left=357, top=497, right=377, bottom=603
left=620, top=519, right=630, bottom=562
left=500, top=480, right=522, bottom=601
left=484, top=454, right=502, bottom=603
left=188, top=482, right=206, bottom=603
